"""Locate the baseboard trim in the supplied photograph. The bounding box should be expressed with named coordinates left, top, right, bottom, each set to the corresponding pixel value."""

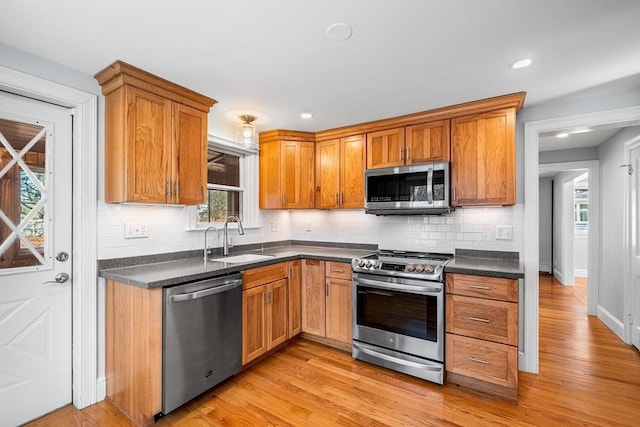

left=96, top=376, right=106, bottom=402
left=575, top=269, right=588, bottom=278
left=597, top=305, right=625, bottom=341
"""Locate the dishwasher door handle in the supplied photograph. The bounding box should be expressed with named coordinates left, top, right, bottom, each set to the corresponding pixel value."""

left=169, top=280, right=242, bottom=303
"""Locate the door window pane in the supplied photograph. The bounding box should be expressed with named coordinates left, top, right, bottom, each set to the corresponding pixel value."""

left=0, top=118, right=48, bottom=269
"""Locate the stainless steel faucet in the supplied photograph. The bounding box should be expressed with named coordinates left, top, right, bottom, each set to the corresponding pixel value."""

left=223, top=215, right=245, bottom=256
left=203, top=226, right=219, bottom=264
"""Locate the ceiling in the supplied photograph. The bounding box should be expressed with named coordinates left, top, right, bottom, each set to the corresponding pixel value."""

left=1, top=0, right=639, bottom=136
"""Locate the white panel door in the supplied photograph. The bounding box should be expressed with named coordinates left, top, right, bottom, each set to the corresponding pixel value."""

left=0, top=92, right=72, bottom=426
left=632, top=146, right=640, bottom=351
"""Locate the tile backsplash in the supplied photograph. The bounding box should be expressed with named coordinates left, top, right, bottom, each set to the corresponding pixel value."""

left=97, top=202, right=523, bottom=259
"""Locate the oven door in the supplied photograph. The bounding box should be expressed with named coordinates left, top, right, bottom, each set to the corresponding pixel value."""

left=352, top=272, right=444, bottom=362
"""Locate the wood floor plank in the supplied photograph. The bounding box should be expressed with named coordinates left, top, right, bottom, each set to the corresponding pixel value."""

left=24, top=273, right=640, bottom=426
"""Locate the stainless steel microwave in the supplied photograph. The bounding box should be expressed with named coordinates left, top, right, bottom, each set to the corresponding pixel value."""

left=364, top=162, right=452, bottom=215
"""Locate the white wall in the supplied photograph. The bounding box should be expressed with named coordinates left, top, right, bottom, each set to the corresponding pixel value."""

left=598, top=126, right=640, bottom=320
left=539, top=178, right=553, bottom=272
left=539, top=147, right=599, bottom=164
left=574, top=234, right=588, bottom=277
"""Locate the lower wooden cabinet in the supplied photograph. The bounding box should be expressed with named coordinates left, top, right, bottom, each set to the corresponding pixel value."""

left=288, top=260, right=302, bottom=337
left=242, top=263, right=289, bottom=365
left=445, top=273, right=519, bottom=400
left=301, top=259, right=353, bottom=345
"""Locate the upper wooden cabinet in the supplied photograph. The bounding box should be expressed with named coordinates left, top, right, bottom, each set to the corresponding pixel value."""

left=366, top=127, right=405, bottom=169
left=95, top=61, right=216, bottom=205
left=315, top=134, right=365, bottom=209
left=451, top=108, right=516, bottom=206
left=405, top=120, right=450, bottom=163
left=367, top=120, right=450, bottom=169
left=259, top=130, right=315, bottom=209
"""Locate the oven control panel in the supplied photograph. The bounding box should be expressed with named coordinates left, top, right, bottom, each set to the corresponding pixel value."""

left=351, top=258, right=444, bottom=278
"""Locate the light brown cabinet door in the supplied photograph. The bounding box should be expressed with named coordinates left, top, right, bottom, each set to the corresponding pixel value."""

left=340, top=135, right=365, bottom=208
left=124, top=86, right=172, bottom=203
left=282, top=140, right=315, bottom=209
left=366, top=127, right=405, bottom=169
left=301, top=259, right=326, bottom=336
left=406, top=120, right=450, bottom=164
left=451, top=108, right=515, bottom=206
left=325, top=277, right=352, bottom=344
left=315, top=139, right=340, bottom=209
left=288, top=261, right=302, bottom=338
left=172, top=103, right=207, bottom=205
left=242, top=286, right=268, bottom=365
left=258, top=139, right=282, bottom=209
left=268, top=279, right=289, bottom=349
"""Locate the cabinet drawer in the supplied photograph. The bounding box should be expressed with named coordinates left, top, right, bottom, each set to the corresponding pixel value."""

left=325, top=261, right=352, bottom=280
left=446, top=334, right=517, bottom=389
left=243, top=262, right=288, bottom=290
left=446, top=295, right=517, bottom=345
left=446, top=273, right=517, bottom=302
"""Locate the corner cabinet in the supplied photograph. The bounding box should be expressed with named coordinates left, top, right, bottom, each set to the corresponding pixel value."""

left=95, top=61, right=216, bottom=204
left=445, top=273, right=519, bottom=401
left=450, top=108, right=516, bottom=206
left=259, top=130, right=315, bottom=209
left=315, top=135, right=365, bottom=209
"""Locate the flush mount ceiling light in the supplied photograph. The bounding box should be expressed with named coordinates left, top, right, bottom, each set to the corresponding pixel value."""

left=326, top=23, right=353, bottom=41
left=556, top=132, right=569, bottom=138
left=509, top=58, right=533, bottom=69
left=236, top=114, right=257, bottom=147
left=301, top=112, right=313, bottom=119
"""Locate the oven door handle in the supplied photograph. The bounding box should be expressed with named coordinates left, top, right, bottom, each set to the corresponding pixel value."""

left=354, top=277, right=442, bottom=295
left=353, top=342, right=442, bottom=371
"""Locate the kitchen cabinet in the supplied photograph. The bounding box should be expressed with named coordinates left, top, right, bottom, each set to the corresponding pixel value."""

left=315, top=135, right=365, bottom=209
left=259, top=130, right=315, bottom=209
left=301, top=259, right=353, bottom=346
left=288, top=260, right=302, bottom=337
left=105, top=280, right=162, bottom=427
left=366, top=127, right=405, bottom=169
left=445, top=273, right=519, bottom=400
left=242, top=262, right=289, bottom=365
left=450, top=108, right=516, bottom=206
left=405, top=120, right=450, bottom=163
left=366, top=120, right=450, bottom=170
left=95, top=60, right=216, bottom=204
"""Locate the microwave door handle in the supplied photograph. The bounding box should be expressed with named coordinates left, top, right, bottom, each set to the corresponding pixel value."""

left=427, top=168, right=433, bottom=203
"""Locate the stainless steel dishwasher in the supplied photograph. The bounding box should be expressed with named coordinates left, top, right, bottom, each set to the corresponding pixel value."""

left=163, top=273, right=242, bottom=415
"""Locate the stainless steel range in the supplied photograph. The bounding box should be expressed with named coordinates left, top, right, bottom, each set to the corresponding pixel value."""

left=351, top=250, right=453, bottom=384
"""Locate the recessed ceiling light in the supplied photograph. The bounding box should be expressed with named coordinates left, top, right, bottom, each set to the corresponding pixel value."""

left=556, top=133, right=569, bottom=138
left=301, top=112, right=313, bottom=119
left=509, top=58, right=533, bottom=69
left=571, top=129, right=592, bottom=134
left=326, top=23, right=353, bottom=41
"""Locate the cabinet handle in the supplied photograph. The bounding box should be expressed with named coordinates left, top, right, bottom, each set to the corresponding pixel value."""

left=469, top=356, right=490, bottom=365
left=469, top=285, right=492, bottom=290
left=340, top=193, right=344, bottom=206
left=406, top=146, right=411, bottom=162
left=175, top=180, right=179, bottom=200
left=166, top=180, right=171, bottom=198
left=452, top=186, right=456, bottom=201
left=332, top=269, right=345, bottom=273
left=469, top=317, right=490, bottom=323
left=335, top=193, right=339, bottom=206
left=326, top=282, right=329, bottom=297
left=399, top=147, right=404, bottom=161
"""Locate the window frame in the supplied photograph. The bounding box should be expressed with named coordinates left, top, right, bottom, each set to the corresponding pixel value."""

left=187, top=135, right=260, bottom=230
left=573, top=183, right=589, bottom=234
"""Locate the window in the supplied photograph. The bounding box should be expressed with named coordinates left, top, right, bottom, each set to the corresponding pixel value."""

left=574, top=186, right=588, bottom=233
left=188, top=135, right=259, bottom=230
left=197, top=149, right=242, bottom=224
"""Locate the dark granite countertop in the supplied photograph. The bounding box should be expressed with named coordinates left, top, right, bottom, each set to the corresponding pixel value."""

left=445, top=249, right=524, bottom=279
left=99, top=243, right=377, bottom=289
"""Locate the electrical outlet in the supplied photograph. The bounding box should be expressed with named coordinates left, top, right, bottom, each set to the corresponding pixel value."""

left=271, top=221, right=278, bottom=232
left=306, top=222, right=312, bottom=232
left=125, top=223, right=148, bottom=239
left=495, top=225, right=513, bottom=240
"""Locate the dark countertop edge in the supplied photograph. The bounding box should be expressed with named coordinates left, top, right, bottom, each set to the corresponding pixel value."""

left=97, top=240, right=377, bottom=270
left=444, top=264, right=524, bottom=280
left=98, top=246, right=376, bottom=289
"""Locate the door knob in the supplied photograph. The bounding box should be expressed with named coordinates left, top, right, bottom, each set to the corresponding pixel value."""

left=56, top=251, right=69, bottom=262
left=44, top=272, right=69, bottom=285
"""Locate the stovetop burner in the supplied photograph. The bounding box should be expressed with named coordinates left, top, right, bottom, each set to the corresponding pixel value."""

left=352, top=249, right=453, bottom=280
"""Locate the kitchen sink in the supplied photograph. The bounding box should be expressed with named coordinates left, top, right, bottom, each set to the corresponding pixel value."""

left=208, top=253, right=276, bottom=263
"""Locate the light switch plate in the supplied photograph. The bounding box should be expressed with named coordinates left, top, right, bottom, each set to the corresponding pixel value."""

left=495, top=225, right=513, bottom=240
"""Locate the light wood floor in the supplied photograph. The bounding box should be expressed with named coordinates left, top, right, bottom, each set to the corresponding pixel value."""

left=27, top=274, right=640, bottom=426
